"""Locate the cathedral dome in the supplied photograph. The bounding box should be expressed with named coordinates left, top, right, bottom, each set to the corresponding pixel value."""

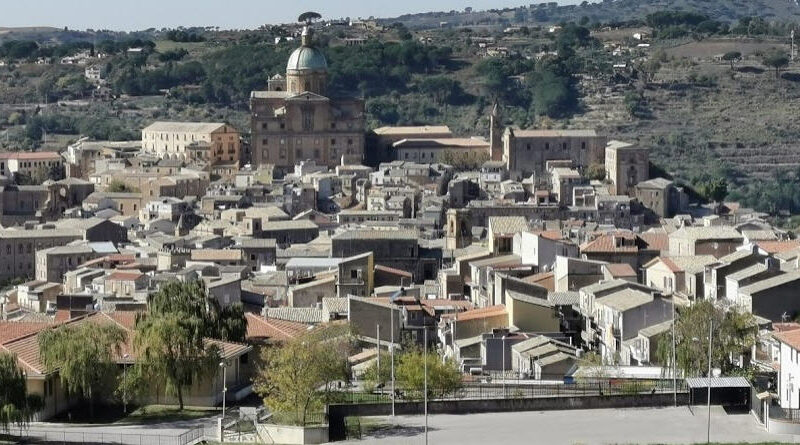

left=286, top=46, right=328, bottom=73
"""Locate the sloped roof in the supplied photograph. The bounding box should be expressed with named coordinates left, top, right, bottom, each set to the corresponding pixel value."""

left=245, top=312, right=311, bottom=342
left=143, top=121, right=228, bottom=133
left=603, top=263, right=637, bottom=278
left=670, top=226, right=743, bottom=241
left=442, top=304, right=507, bottom=323
left=489, top=216, right=528, bottom=235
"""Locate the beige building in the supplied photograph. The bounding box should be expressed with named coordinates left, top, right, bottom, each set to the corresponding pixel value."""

left=644, top=255, right=717, bottom=298
left=668, top=226, right=744, bottom=258
left=35, top=243, right=98, bottom=283
left=393, top=138, right=490, bottom=165
left=250, top=26, right=365, bottom=172
left=0, top=151, right=64, bottom=179
left=16, top=280, right=62, bottom=313
left=604, top=140, right=649, bottom=196
left=503, top=129, right=606, bottom=178
left=371, top=126, right=452, bottom=163
left=141, top=122, right=240, bottom=165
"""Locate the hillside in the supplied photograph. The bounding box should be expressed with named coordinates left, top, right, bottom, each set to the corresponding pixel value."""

left=385, top=0, right=800, bottom=29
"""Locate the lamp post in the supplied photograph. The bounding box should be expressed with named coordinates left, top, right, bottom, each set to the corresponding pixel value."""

left=672, top=300, right=677, bottom=407
left=390, top=308, right=395, bottom=417
left=706, top=320, right=713, bottom=445
left=424, top=327, right=428, bottom=445
left=376, top=324, right=381, bottom=393
left=219, top=361, right=227, bottom=420
left=502, top=334, right=508, bottom=397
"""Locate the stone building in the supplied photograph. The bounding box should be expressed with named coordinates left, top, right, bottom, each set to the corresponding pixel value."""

left=369, top=126, right=453, bottom=165
left=503, top=129, right=606, bottom=179
left=0, top=227, right=83, bottom=281
left=634, top=177, right=688, bottom=219
left=141, top=122, right=240, bottom=165
left=604, top=140, right=649, bottom=196
left=250, top=26, right=365, bottom=173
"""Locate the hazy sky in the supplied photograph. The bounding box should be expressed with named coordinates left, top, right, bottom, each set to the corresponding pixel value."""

left=3, top=1, right=582, bottom=31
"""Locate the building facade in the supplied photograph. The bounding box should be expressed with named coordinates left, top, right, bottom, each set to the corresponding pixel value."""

left=141, top=122, right=240, bottom=165
left=250, top=26, right=365, bottom=173
left=503, top=129, right=606, bottom=179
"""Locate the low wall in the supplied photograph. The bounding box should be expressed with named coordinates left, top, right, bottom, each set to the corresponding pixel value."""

left=328, top=392, right=689, bottom=441
left=257, top=423, right=329, bottom=445
left=767, top=418, right=800, bottom=435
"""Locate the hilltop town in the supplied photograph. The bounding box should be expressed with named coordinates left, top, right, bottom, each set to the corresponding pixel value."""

left=0, top=4, right=799, bottom=445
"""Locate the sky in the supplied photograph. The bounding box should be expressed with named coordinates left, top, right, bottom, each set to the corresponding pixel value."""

left=2, top=0, right=582, bottom=31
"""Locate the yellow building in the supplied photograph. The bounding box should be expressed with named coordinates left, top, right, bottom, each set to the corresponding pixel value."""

left=141, top=121, right=240, bottom=165
left=250, top=26, right=365, bottom=173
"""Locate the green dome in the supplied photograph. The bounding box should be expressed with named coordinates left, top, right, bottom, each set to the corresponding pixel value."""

left=286, top=46, right=328, bottom=73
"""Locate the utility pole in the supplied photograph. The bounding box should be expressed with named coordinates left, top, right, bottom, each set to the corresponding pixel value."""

left=706, top=319, right=713, bottom=445
left=377, top=324, right=381, bottom=392
left=424, top=328, right=428, bottom=445
left=390, top=309, right=395, bottom=417
left=672, top=300, right=677, bottom=407
left=792, top=29, right=796, bottom=62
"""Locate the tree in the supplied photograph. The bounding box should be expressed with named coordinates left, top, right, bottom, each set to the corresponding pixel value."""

left=586, top=163, right=606, bottom=181
left=656, top=301, right=757, bottom=377
left=417, top=76, right=463, bottom=106
left=133, top=313, right=220, bottom=410
left=698, top=177, right=728, bottom=204
left=106, top=180, right=138, bottom=193
left=148, top=280, right=246, bottom=342
left=0, top=352, right=43, bottom=432
left=762, top=49, right=790, bottom=79
left=39, top=322, right=126, bottom=417
left=395, top=346, right=462, bottom=399
left=298, top=11, right=322, bottom=24
left=637, top=58, right=662, bottom=84
left=254, top=337, right=348, bottom=425
left=721, top=51, right=741, bottom=71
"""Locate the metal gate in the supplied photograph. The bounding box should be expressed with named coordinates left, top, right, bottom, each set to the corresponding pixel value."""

left=751, top=386, right=765, bottom=424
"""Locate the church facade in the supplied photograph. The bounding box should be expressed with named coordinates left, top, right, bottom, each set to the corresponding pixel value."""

left=250, top=26, right=365, bottom=174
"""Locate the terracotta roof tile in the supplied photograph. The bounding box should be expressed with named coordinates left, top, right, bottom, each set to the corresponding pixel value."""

left=757, top=240, right=800, bottom=254
left=442, top=304, right=507, bottom=322
left=245, top=312, right=311, bottom=342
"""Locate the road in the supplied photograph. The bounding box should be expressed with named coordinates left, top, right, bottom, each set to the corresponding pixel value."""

left=341, top=406, right=789, bottom=445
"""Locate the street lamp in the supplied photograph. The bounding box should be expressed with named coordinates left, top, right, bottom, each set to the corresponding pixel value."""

left=219, top=361, right=227, bottom=419
left=502, top=335, right=508, bottom=397
left=691, top=319, right=714, bottom=445
left=423, top=327, right=428, bottom=445
left=706, top=320, right=713, bottom=445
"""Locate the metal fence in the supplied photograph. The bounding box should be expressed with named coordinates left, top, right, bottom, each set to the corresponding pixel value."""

left=769, top=404, right=800, bottom=423
left=333, top=379, right=688, bottom=404
left=6, top=426, right=215, bottom=445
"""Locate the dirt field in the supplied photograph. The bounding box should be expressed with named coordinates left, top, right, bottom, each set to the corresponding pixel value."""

left=664, top=38, right=789, bottom=59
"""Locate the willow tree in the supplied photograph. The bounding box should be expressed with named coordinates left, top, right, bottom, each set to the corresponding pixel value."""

left=133, top=313, right=219, bottom=410
left=0, top=352, right=43, bottom=431
left=148, top=280, right=246, bottom=342
left=39, top=322, right=126, bottom=417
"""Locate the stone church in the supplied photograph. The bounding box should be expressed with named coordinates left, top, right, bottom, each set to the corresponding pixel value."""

left=250, top=26, right=365, bottom=174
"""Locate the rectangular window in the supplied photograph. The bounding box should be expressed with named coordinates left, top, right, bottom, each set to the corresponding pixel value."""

left=330, top=138, right=336, bottom=146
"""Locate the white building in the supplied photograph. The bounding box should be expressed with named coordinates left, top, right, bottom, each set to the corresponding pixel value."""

left=775, top=328, right=800, bottom=408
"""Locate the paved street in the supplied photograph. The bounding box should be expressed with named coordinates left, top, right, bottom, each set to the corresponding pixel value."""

left=342, top=406, right=792, bottom=445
